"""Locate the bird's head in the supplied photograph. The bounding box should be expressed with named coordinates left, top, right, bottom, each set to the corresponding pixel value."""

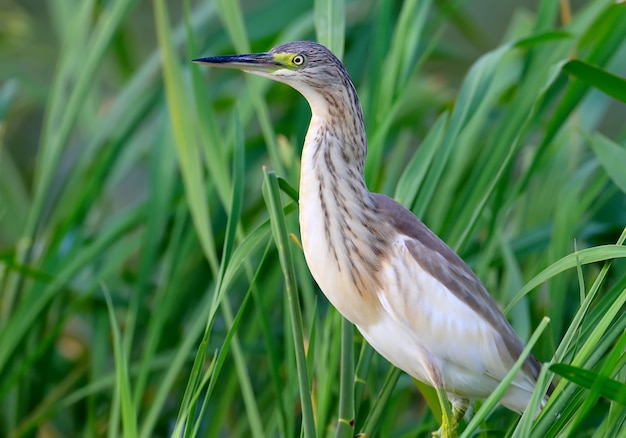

left=193, top=41, right=357, bottom=117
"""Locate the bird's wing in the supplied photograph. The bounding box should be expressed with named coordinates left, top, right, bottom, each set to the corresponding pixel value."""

left=370, top=193, right=541, bottom=387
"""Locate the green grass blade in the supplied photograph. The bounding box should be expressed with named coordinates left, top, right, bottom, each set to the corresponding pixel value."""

left=589, top=132, right=626, bottom=194
left=563, top=59, right=626, bottom=103
left=334, top=318, right=355, bottom=438
left=551, top=363, right=626, bottom=405
left=153, top=0, right=219, bottom=273
left=23, top=0, right=139, bottom=244
left=263, top=169, right=316, bottom=438
left=364, top=0, right=433, bottom=187
left=214, top=0, right=286, bottom=177
left=219, top=298, right=265, bottom=437
left=3, top=1, right=625, bottom=436
left=394, top=112, right=447, bottom=208
left=103, top=286, right=138, bottom=438
left=358, top=367, right=402, bottom=436
left=314, top=0, right=345, bottom=58
left=413, top=42, right=512, bottom=219
left=505, top=244, right=626, bottom=314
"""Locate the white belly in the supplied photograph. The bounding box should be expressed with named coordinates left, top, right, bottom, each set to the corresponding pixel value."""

left=359, top=313, right=500, bottom=399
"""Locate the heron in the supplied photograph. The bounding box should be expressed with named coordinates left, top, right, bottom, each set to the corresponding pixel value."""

left=194, top=40, right=549, bottom=437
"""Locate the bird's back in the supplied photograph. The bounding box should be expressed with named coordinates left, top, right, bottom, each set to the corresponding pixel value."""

left=364, top=193, right=543, bottom=411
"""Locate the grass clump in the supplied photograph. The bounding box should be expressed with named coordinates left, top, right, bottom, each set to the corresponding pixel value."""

left=1, top=0, right=625, bottom=436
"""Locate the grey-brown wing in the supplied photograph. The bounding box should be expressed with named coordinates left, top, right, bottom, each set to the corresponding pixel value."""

left=370, top=192, right=542, bottom=382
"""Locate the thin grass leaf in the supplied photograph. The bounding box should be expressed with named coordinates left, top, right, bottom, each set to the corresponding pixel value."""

left=213, top=113, right=246, bottom=305
left=588, top=132, right=626, bottom=195
left=250, top=241, right=291, bottom=438
left=186, top=0, right=232, bottom=208
left=214, top=0, right=286, bottom=177
left=219, top=299, right=265, bottom=438
left=512, top=359, right=554, bottom=438
left=207, top=114, right=265, bottom=437
left=140, top=288, right=214, bottom=438
left=504, top=244, right=626, bottom=314
left=314, top=0, right=345, bottom=58
left=218, top=216, right=278, bottom=305
left=263, top=169, right=316, bottom=438
left=551, top=364, right=626, bottom=405
left=172, top=341, right=210, bottom=438
left=23, top=0, right=139, bottom=245
left=335, top=318, right=355, bottom=438
left=535, top=280, right=626, bottom=436
left=191, top=240, right=274, bottom=436
left=522, top=2, right=626, bottom=189
left=364, top=0, right=434, bottom=186
left=358, top=367, right=402, bottom=437
left=394, top=112, right=447, bottom=208
left=103, top=286, right=138, bottom=438
left=278, top=176, right=300, bottom=203
left=563, top=59, right=626, bottom=103
left=550, top=228, right=626, bottom=366
left=353, top=341, right=374, bottom=423
left=180, top=352, right=217, bottom=438
left=513, top=30, right=572, bottom=49
left=153, top=0, right=219, bottom=274
left=413, top=42, right=512, bottom=219
left=0, top=208, right=143, bottom=387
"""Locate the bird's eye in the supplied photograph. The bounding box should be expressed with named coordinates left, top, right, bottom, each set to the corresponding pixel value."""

left=292, top=54, right=305, bottom=66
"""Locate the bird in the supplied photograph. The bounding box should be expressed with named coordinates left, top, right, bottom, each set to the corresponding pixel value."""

left=194, top=41, right=549, bottom=437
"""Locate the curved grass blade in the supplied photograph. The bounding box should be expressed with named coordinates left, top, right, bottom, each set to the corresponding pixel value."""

left=504, top=244, right=626, bottom=314
left=563, top=59, right=626, bottom=103
left=589, top=133, right=626, bottom=195
left=551, top=363, right=626, bottom=405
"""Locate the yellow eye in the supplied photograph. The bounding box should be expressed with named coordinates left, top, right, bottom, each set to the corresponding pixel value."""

left=292, top=54, right=305, bottom=66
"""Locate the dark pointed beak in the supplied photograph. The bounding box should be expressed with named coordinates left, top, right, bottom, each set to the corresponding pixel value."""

left=192, top=52, right=281, bottom=73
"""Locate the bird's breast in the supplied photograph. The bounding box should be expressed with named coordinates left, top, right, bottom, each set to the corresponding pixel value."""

left=298, top=135, right=382, bottom=327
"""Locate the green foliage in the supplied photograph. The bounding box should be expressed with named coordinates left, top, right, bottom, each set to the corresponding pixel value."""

left=1, top=0, right=625, bottom=437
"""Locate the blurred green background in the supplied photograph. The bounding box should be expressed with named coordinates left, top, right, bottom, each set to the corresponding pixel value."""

left=1, top=0, right=625, bottom=437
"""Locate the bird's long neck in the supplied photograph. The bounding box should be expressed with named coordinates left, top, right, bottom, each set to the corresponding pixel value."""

left=300, top=83, right=369, bottom=203
left=298, top=87, right=386, bottom=305
left=300, top=89, right=371, bottom=219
